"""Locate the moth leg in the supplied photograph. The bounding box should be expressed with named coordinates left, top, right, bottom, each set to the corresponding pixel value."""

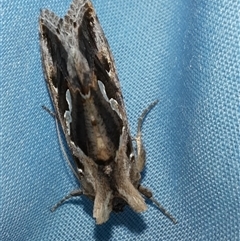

left=138, top=185, right=177, bottom=224
left=135, top=100, right=159, bottom=172
left=42, top=105, right=58, bottom=119
left=51, top=189, right=83, bottom=212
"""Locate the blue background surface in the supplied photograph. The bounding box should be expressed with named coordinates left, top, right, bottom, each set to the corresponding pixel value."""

left=1, top=0, right=239, bottom=240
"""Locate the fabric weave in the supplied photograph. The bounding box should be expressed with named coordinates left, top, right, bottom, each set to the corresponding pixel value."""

left=1, top=0, right=239, bottom=240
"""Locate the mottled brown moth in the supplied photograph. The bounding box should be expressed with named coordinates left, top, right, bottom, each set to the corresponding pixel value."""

left=39, top=0, right=176, bottom=224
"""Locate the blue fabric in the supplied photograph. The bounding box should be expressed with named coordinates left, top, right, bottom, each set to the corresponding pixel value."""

left=1, top=0, right=239, bottom=240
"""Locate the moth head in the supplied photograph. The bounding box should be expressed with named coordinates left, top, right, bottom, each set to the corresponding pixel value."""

left=112, top=197, right=127, bottom=213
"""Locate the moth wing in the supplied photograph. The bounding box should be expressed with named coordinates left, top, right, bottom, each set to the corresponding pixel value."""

left=67, top=0, right=125, bottom=108
left=40, top=1, right=134, bottom=154
left=39, top=8, right=69, bottom=117
left=39, top=1, right=147, bottom=223
left=66, top=0, right=135, bottom=157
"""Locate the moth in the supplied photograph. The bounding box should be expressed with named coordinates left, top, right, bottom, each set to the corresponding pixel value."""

left=39, top=0, right=176, bottom=224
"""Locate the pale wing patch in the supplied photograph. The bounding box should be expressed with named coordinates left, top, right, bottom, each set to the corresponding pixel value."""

left=64, top=89, right=73, bottom=135
left=98, top=80, right=122, bottom=119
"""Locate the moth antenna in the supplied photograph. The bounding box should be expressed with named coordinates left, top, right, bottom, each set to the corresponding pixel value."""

left=150, top=197, right=177, bottom=224
left=51, top=189, right=83, bottom=212
left=135, top=100, right=159, bottom=172
left=137, top=100, right=159, bottom=134
left=42, top=105, right=79, bottom=179
left=136, top=101, right=177, bottom=225
left=54, top=117, right=79, bottom=179
left=44, top=108, right=83, bottom=212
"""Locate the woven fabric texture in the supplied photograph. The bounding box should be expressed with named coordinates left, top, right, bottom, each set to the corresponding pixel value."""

left=1, top=0, right=239, bottom=240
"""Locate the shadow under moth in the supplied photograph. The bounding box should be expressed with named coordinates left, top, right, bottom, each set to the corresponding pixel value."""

left=39, top=0, right=176, bottom=224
